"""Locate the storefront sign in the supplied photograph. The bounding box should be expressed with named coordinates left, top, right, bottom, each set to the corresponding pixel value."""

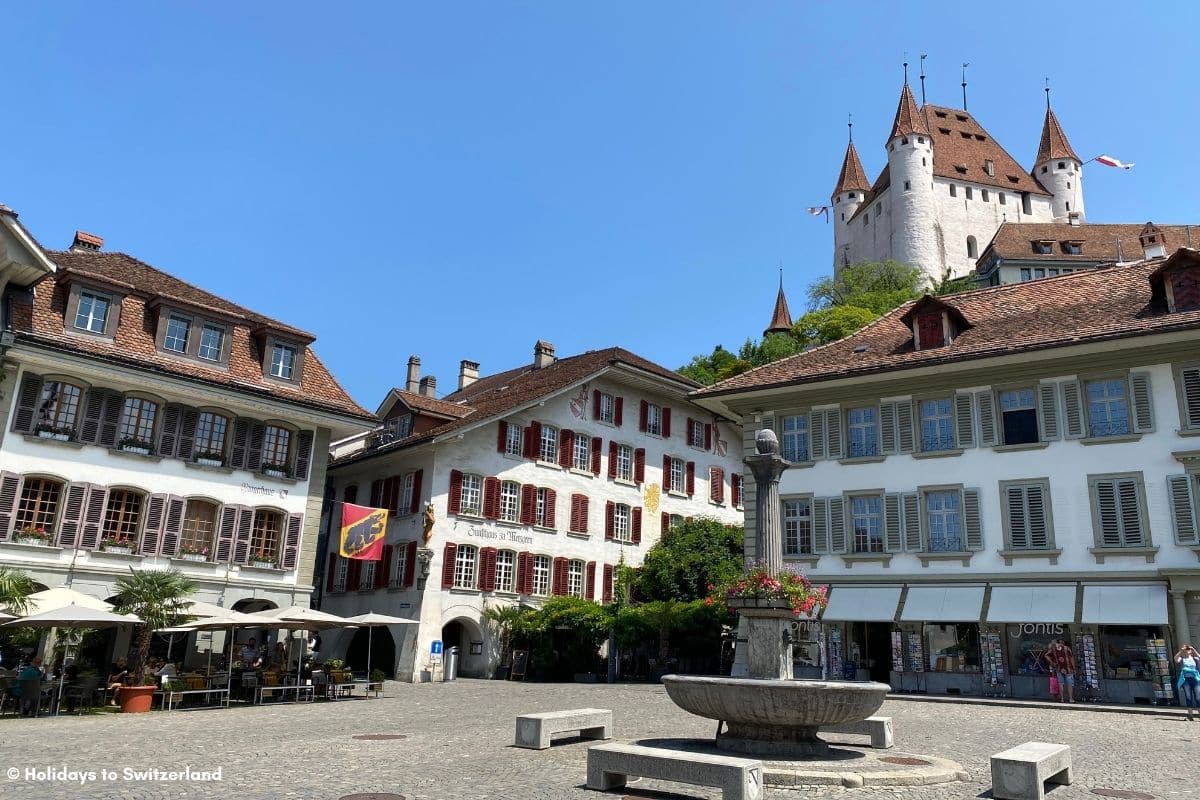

left=241, top=482, right=289, bottom=500
left=465, top=525, right=536, bottom=546
left=1008, top=623, right=1064, bottom=638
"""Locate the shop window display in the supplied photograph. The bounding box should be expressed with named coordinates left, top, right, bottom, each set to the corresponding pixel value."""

left=1101, top=626, right=1164, bottom=681
left=925, top=624, right=981, bottom=673
left=1006, top=624, right=1063, bottom=676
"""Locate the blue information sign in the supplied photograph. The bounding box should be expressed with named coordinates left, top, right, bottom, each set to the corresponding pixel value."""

left=431, top=640, right=443, bottom=655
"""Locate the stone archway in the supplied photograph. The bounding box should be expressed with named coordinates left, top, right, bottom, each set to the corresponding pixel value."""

left=440, top=616, right=487, bottom=678
left=345, top=626, right=397, bottom=678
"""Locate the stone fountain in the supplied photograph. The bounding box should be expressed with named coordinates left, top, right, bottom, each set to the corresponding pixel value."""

left=662, top=428, right=890, bottom=758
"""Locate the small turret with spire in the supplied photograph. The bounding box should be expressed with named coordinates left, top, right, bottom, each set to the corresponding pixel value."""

left=763, top=271, right=793, bottom=338
left=1033, top=81, right=1084, bottom=222
left=831, top=116, right=871, bottom=270
left=885, top=67, right=938, bottom=277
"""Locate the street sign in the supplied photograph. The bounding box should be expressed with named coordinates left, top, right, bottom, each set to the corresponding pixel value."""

left=431, top=640, right=443, bottom=655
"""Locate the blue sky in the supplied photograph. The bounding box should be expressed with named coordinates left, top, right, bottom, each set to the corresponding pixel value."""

left=5, top=3, right=1198, bottom=408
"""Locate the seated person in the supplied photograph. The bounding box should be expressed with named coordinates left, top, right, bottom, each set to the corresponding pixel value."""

left=15, top=657, right=45, bottom=716
left=240, top=638, right=263, bottom=669
left=154, top=661, right=178, bottom=680
left=273, top=641, right=287, bottom=669
left=106, top=658, right=128, bottom=705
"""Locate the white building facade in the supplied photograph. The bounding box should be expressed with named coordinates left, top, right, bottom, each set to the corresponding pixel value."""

left=316, top=343, right=746, bottom=682
left=696, top=250, right=1200, bottom=705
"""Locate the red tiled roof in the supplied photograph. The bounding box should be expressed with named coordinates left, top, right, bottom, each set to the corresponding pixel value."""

left=980, top=222, right=1199, bottom=264
left=924, top=105, right=1048, bottom=195
left=832, top=141, right=871, bottom=198
left=1035, top=106, right=1080, bottom=165
left=384, top=389, right=473, bottom=419
left=765, top=284, right=793, bottom=334
left=696, top=250, right=1200, bottom=396
left=888, top=83, right=930, bottom=140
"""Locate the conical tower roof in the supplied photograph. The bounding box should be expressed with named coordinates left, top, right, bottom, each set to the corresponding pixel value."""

left=832, top=140, right=871, bottom=199
left=764, top=280, right=793, bottom=337
left=888, top=82, right=930, bottom=140
left=1035, top=105, right=1080, bottom=164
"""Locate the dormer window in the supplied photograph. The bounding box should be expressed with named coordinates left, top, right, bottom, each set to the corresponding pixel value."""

left=75, top=291, right=111, bottom=333
left=902, top=296, right=970, bottom=351
left=1032, top=240, right=1054, bottom=255
left=1149, top=249, right=1200, bottom=313
left=198, top=324, right=225, bottom=361
left=916, top=312, right=946, bottom=348
left=1061, top=241, right=1083, bottom=255
left=164, top=314, right=190, bottom=353
left=270, top=343, right=297, bottom=380
left=152, top=302, right=231, bottom=365
left=1170, top=270, right=1200, bottom=312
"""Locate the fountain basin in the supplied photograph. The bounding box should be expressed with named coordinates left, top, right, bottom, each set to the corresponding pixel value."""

left=662, top=675, right=890, bottom=757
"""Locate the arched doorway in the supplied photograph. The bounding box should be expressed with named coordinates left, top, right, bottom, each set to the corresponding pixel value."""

left=440, top=617, right=486, bottom=678
left=344, top=626, right=396, bottom=678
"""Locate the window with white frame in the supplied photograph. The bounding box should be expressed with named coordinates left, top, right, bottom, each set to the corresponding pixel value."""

left=359, top=560, right=376, bottom=590
left=1000, top=388, right=1039, bottom=445
left=539, top=424, right=558, bottom=462
left=1085, top=379, right=1130, bottom=437
left=390, top=545, right=408, bottom=587
left=460, top=474, right=483, bottom=515
left=598, top=392, right=615, bottom=424
left=535, top=487, right=551, bottom=528
left=925, top=490, right=963, bottom=551
left=164, top=314, right=190, bottom=353
left=495, top=550, right=516, bottom=592
left=499, top=481, right=520, bottom=523
left=850, top=495, right=883, bottom=553
left=400, top=472, right=415, bottom=514
left=453, top=544, right=478, bottom=589
left=781, top=414, right=809, bottom=462
left=668, top=514, right=684, bottom=531
left=504, top=423, right=522, bottom=456
left=847, top=407, right=879, bottom=457
left=532, top=555, right=551, bottom=596
left=919, top=398, right=955, bottom=451
left=645, top=403, right=662, bottom=436
left=783, top=499, right=812, bottom=555
left=688, top=419, right=705, bottom=448
left=573, top=434, right=591, bottom=471
left=74, top=290, right=111, bottom=334
left=198, top=324, right=224, bottom=361
left=668, top=457, right=686, bottom=493
left=333, top=555, right=348, bottom=591
left=270, top=343, right=297, bottom=380
left=567, top=559, right=585, bottom=598
left=613, top=504, right=632, bottom=543
left=616, top=444, right=633, bottom=481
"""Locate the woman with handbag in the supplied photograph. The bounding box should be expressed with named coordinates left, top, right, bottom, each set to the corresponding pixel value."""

left=1043, top=640, right=1075, bottom=703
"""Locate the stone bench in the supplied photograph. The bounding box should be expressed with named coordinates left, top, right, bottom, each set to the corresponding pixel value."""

left=586, top=743, right=762, bottom=800
left=820, top=715, right=893, bottom=749
left=515, top=708, right=612, bottom=750
left=991, top=741, right=1072, bottom=800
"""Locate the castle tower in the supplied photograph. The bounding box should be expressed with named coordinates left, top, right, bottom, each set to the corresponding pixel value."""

left=763, top=273, right=794, bottom=338
left=1033, top=97, right=1084, bottom=222
left=885, top=80, right=939, bottom=280
left=831, top=131, right=871, bottom=271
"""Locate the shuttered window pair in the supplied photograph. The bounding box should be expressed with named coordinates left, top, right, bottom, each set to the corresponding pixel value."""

left=1037, top=374, right=1154, bottom=441
left=1088, top=473, right=1150, bottom=549
left=999, top=479, right=1054, bottom=550
left=804, top=488, right=983, bottom=554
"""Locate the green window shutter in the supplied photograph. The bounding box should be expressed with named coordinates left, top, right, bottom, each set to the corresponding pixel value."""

left=812, top=497, right=830, bottom=553
left=824, top=409, right=843, bottom=459
left=1167, top=474, right=1199, bottom=545
left=1180, top=367, right=1200, bottom=430
left=880, top=402, right=898, bottom=455
left=902, top=492, right=921, bottom=551
left=1092, top=479, right=1121, bottom=547
left=975, top=391, right=998, bottom=447
left=1116, top=478, right=1145, bottom=546
left=1061, top=380, right=1085, bottom=439
left=896, top=399, right=915, bottom=453
left=1037, top=383, right=1060, bottom=441
left=810, top=411, right=827, bottom=460
left=1026, top=484, right=1050, bottom=548
left=1005, top=484, right=1029, bottom=548
left=963, top=488, right=983, bottom=551
left=954, top=393, right=975, bottom=448
left=884, top=493, right=903, bottom=552
left=1128, top=372, right=1154, bottom=433
left=829, top=496, right=847, bottom=554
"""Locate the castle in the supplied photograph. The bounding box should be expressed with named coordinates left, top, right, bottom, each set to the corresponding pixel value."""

left=831, top=79, right=1084, bottom=281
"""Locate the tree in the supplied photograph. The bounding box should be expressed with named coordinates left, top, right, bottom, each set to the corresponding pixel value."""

left=806, top=260, right=925, bottom=314
left=0, top=567, right=38, bottom=616
left=481, top=602, right=523, bottom=670
left=635, top=518, right=744, bottom=602
left=791, top=305, right=879, bottom=349
left=112, top=569, right=196, bottom=683
left=678, top=345, right=749, bottom=385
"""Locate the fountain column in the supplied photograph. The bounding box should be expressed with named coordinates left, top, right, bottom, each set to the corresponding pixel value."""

left=745, top=428, right=789, bottom=574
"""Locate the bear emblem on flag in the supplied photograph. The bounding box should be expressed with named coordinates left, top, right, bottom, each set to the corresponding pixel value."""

left=339, top=503, right=388, bottom=560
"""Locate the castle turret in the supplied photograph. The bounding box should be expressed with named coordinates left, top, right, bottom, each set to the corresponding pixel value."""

left=831, top=135, right=871, bottom=270
left=885, top=80, right=939, bottom=280
left=763, top=274, right=793, bottom=338
left=1033, top=98, right=1084, bottom=223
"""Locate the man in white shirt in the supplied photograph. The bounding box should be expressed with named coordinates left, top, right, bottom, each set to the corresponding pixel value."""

left=240, top=638, right=262, bottom=668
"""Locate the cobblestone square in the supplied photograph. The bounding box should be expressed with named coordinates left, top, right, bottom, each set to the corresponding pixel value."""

left=0, top=681, right=1195, bottom=800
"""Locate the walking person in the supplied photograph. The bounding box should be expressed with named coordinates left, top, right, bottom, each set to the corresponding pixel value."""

left=1044, top=639, right=1076, bottom=703
left=1176, top=644, right=1200, bottom=721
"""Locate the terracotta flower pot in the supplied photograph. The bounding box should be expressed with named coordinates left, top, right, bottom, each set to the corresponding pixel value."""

left=119, top=685, right=158, bottom=713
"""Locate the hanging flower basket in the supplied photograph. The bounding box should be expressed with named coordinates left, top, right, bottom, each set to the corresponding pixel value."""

left=709, top=563, right=829, bottom=617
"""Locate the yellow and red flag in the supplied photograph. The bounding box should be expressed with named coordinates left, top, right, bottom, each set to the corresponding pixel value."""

left=339, top=503, right=388, bottom=560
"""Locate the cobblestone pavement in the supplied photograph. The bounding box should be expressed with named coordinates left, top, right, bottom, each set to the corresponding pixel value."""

left=0, top=680, right=1196, bottom=800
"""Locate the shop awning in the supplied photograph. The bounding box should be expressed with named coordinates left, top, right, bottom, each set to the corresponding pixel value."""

left=986, top=584, right=1076, bottom=623
left=821, top=586, right=902, bottom=622
left=900, top=585, right=985, bottom=623
left=1081, top=584, right=1169, bottom=625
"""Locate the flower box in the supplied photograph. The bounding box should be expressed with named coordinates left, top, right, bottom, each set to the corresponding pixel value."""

left=263, top=468, right=288, bottom=479
left=17, top=536, right=51, bottom=547
left=726, top=597, right=797, bottom=611
left=196, top=458, right=224, bottom=468
left=120, top=445, right=151, bottom=456
left=251, top=560, right=276, bottom=569
left=179, top=553, right=209, bottom=563
left=101, top=543, right=134, bottom=555
left=37, top=430, right=71, bottom=441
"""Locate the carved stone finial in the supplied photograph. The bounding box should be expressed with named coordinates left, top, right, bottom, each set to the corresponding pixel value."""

left=755, top=428, right=779, bottom=455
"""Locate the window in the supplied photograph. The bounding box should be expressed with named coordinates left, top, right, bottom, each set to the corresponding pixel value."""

left=198, top=324, right=225, bottom=361
left=572, top=433, right=591, bottom=471
left=984, top=159, right=995, bottom=176
left=966, top=236, right=978, bottom=259
left=103, top=490, right=142, bottom=546
left=965, top=187, right=973, bottom=200
left=359, top=560, right=376, bottom=590
left=74, top=291, right=110, bottom=334
left=709, top=467, right=725, bottom=504
left=495, top=550, right=516, bottom=593
left=613, top=504, right=632, bottom=543
left=262, top=425, right=291, bottom=469
left=904, top=180, right=911, bottom=191
left=645, top=403, right=662, bottom=436
left=999, top=192, right=1006, bottom=205
left=390, top=544, right=408, bottom=587
left=949, top=184, right=957, bottom=197
left=504, top=423, right=522, bottom=456
left=195, top=412, right=229, bottom=458
left=460, top=474, right=483, bottom=515
left=1020, top=268, right=1032, bottom=282
left=535, top=487, right=552, bottom=528
left=1022, top=193, right=1033, bottom=215
left=1179, top=366, right=1200, bottom=431
left=850, top=495, right=883, bottom=553
left=333, top=556, right=348, bottom=592
left=1049, top=268, right=1060, bottom=276
left=782, top=499, right=812, bottom=555
left=1001, top=479, right=1053, bottom=549
left=1063, top=241, right=1082, bottom=255
left=1089, top=474, right=1148, bottom=548
left=453, top=544, right=478, bottom=589
left=250, top=509, right=283, bottom=563
left=999, top=389, right=1038, bottom=445
left=1041, top=165, right=1048, bottom=174
left=270, top=343, right=297, bottom=380
left=119, top=397, right=158, bottom=445
left=667, top=514, right=684, bottom=531
left=15, top=477, right=63, bottom=534
left=925, top=624, right=980, bottom=673
left=919, top=398, right=955, bottom=451
left=781, top=414, right=809, bottom=462
left=400, top=472, right=415, bottom=514
left=1033, top=241, right=1052, bottom=255
left=499, top=481, right=520, bottom=523
left=925, top=491, right=963, bottom=551
left=615, top=444, right=633, bottom=482
left=532, top=555, right=551, bottom=596
left=598, top=392, right=616, bottom=424
left=180, top=499, right=218, bottom=559
left=688, top=418, right=705, bottom=448
left=567, top=560, right=585, bottom=598
left=846, top=407, right=879, bottom=458
left=164, top=314, right=190, bottom=353
left=982, top=190, right=990, bottom=203
left=863, top=212, right=869, bottom=225
left=1034, top=268, right=1045, bottom=278
left=1085, top=379, right=1130, bottom=437
left=36, top=381, right=82, bottom=432
left=538, top=424, right=558, bottom=462
left=385, top=415, right=413, bottom=439
left=1057, top=161, right=1065, bottom=169
left=667, top=457, right=686, bottom=493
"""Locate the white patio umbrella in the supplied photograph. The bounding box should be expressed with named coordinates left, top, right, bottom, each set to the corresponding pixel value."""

left=259, top=606, right=357, bottom=688
left=178, top=611, right=275, bottom=705
left=346, top=612, right=418, bottom=684
left=180, top=600, right=230, bottom=619
left=0, top=610, right=15, bottom=621
left=18, top=587, right=112, bottom=615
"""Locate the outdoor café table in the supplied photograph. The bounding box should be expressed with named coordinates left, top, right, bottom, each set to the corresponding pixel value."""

left=253, top=684, right=315, bottom=704
left=156, top=687, right=231, bottom=711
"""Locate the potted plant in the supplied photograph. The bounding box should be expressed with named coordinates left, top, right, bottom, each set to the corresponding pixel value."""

left=482, top=602, right=523, bottom=680
left=117, top=437, right=154, bottom=456
left=15, top=524, right=53, bottom=547
left=261, top=462, right=289, bottom=479
left=249, top=548, right=276, bottom=569
left=112, top=569, right=196, bottom=713
left=194, top=450, right=225, bottom=468
left=369, top=668, right=386, bottom=693
left=34, top=422, right=73, bottom=441
left=325, top=658, right=346, bottom=683
left=177, top=544, right=210, bottom=563
left=710, top=563, right=829, bottom=617
left=100, top=536, right=134, bottom=555
left=165, top=678, right=187, bottom=705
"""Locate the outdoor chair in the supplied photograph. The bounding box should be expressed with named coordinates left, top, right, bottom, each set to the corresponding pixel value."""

left=17, top=678, right=44, bottom=717
left=64, top=676, right=101, bottom=714
left=0, top=677, right=14, bottom=716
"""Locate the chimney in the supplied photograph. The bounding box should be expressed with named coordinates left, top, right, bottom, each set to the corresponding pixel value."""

left=405, top=355, right=421, bottom=393
left=1067, top=212, right=1081, bottom=227
left=533, top=340, right=556, bottom=369
left=458, top=359, right=480, bottom=391
left=1139, top=222, right=1167, bottom=260
left=70, top=230, right=103, bottom=252
left=419, top=375, right=437, bottom=398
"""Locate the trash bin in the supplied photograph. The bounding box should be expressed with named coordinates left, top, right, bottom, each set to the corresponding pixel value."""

left=444, top=646, right=460, bottom=682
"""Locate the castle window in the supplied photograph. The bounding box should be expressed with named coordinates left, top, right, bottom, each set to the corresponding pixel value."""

left=904, top=181, right=911, bottom=191
left=984, top=159, right=995, bottom=176
left=966, top=236, right=978, bottom=259
left=922, top=157, right=926, bottom=166
left=1041, top=166, right=1048, bottom=174
left=949, top=184, right=957, bottom=197
left=1021, top=194, right=1033, bottom=215
left=1065, top=202, right=1071, bottom=212
left=1058, top=162, right=1065, bottom=169
left=849, top=192, right=857, bottom=199
left=1062, top=241, right=1082, bottom=255
left=965, top=187, right=973, bottom=200
left=981, top=189, right=990, bottom=202
left=902, top=137, right=908, bottom=145
left=1067, top=182, right=1071, bottom=190
left=841, top=213, right=845, bottom=221
left=918, top=136, right=925, bottom=144
left=938, top=127, right=950, bottom=135
left=863, top=212, right=869, bottom=226
left=999, top=192, right=1006, bottom=205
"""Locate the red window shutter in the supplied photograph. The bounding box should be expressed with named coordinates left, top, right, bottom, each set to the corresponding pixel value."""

left=517, top=551, right=533, bottom=595
left=448, top=470, right=463, bottom=515
left=325, top=556, right=336, bottom=591
left=347, top=558, right=362, bottom=590
left=590, top=437, right=602, bottom=475
left=441, top=543, right=458, bottom=588
left=711, top=468, right=725, bottom=504
left=479, top=547, right=497, bottom=591
left=607, top=441, right=617, bottom=479
left=661, top=511, right=670, bottom=533
left=558, top=429, right=574, bottom=468
left=632, top=507, right=642, bottom=544
left=528, top=421, right=542, bottom=459
left=603, top=564, right=614, bottom=603
left=579, top=496, right=589, bottom=532
left=605, top=501, right=615, bottom=540
left=410, top=470, right=423, bottom=514
left=520, top=483, right=536, bottom=525
left=732, top=474, right=742, bottom=507
left=377, top=546, right=393, bottom=589
left=552, top=557, right=568, bottom=596
left=370, top=479, right=383, bottom=508
left=568, top=494, right=578, bottom=532
left=497, top=420, right=508, bottom=453
left=638, top=400, right=648, bottom=432
left=592, top=390, right=601, bottom=420
left=686, top=417, right=695, bottom=446
left=662, top=408, right=671, bottom=438
left=663, top=455, right=671, bottom=487
left=704, top=424, right=712, bottom=451
left=523, top=426, right=535, bottom=458
left=543, top=489, right=556, bottom=530
left=634, top=448, right=645, bottom=483
left=686, top=461, right=695, bottom=496
left=483, top=477, right=501, bottom=519
left=404, top=541, right=417, bottom=587
left=585, top=561, right=596, bottom=600
left=614, top=397, right=623, bottom=427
